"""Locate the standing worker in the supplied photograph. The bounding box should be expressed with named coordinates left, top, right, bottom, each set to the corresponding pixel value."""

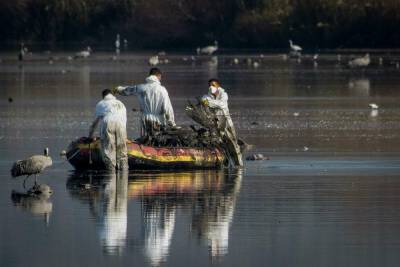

left=202, top=79, right=243, bottom=167
left=114, top=68, right=176, bottom=137
left=89, top=89, right=128, bottom=170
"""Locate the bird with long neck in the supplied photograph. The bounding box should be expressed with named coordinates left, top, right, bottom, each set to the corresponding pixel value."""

left=11, top=148, right=52, bottom=188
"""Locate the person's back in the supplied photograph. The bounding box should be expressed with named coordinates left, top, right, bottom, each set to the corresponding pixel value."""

left=89, top=89, right=128, bottom=170
left=137, top=75, right=173, bottom=126
left=96, top=94, right=127, bottom=128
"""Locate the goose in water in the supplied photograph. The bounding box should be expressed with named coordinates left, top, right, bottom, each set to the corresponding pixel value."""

left=369, top=103, right=379, bottom=109
left=11, top=148, right=52, bottom=187
left=199, top=41, right=218, bottom=55
left=348, top=53, right=370, bottom=68
left=75, top=46, right=92, bottom=59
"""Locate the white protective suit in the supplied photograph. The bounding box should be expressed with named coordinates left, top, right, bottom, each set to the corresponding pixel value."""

left=202, top=87, right=243, bottom=167
left=117, top=75, right=175, bottom=136
left=95, top=94, right=128, bottom=170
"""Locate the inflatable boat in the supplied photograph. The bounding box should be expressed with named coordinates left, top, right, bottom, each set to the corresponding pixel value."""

left=66, top=137, right=224, bottom=170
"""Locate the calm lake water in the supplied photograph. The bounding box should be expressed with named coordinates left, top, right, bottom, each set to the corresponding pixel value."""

left=1, top=51, right=400, bottom=267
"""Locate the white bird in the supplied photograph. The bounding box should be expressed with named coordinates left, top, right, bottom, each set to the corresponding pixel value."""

left=115, top=34, right=120, bottom=49
left=253, top=61, right=260, bottom=68
left=369, top=103, right=379, bottom=109
left=200, top=41, right=218, bottom=55
left=233, top=58, right=239, bottom=64
left=11, top=148, right=52, bottom=187
left=313, top=54, right=319, bottom=61
left=75, top=46, right=91, bottom=58
left=149, top=55, right=159, bottom=66
left=348, top=53, right=370, bottom=68
left=289, top=40, right=302, bottom=52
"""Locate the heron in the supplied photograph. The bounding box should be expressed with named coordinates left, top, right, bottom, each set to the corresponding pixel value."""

left=11, top=148, right=52, bottom=187
left=289, top=40, right=302, bottom=52
left=348, top=53, right=370, bottom=68
left=199, top=41, right=218, bottom=55
left=289, top=40, right=302, bottom=58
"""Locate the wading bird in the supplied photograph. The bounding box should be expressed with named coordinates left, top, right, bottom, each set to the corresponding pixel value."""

left=11, top=148, right=53, bottom=187
left=289, top=40, right=302, bottom=53
left=348, top=53, right=370, bottom=68
left=75, top=46, right=92, bottom=59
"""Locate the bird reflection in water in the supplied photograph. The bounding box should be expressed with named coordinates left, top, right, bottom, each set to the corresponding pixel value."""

left=67, top=170, right=128, bottom=255
left=11, top=184, right=53, bottom=225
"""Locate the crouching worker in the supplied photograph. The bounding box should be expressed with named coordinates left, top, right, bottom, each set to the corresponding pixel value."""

left=89, top=89, right=128, bottom=170
left=202, top=79, right=243, bottom=167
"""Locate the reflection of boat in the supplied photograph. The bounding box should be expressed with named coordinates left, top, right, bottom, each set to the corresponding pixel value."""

left=66, top=170, right=242, bottom=262
left=131, top=170, right=242, bottom=261
left=66, top=137, right=224, bottom=170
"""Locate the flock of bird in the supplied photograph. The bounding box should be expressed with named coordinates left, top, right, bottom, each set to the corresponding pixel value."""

left=15, top=37, right=400, bottom=71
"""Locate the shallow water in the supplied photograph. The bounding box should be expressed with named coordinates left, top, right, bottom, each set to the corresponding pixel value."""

left=1, top=52, right=400, bottom=267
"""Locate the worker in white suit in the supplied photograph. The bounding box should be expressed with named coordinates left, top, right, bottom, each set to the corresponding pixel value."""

left=114, top=68, right=176, bottom=137
left=202, top=79, right=243, bottom=167
left=89, top=89, right=128, bottom=170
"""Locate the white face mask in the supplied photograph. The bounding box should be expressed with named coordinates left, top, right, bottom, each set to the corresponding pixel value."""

left=209, top=86, right=218, bottom=94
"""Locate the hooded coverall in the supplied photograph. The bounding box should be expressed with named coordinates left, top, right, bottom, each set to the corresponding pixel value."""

left=117, top=75, right=175, bottom=137
left=202, top=87, right=243, bottom=167
left=95, top=94, right=128, bottom=170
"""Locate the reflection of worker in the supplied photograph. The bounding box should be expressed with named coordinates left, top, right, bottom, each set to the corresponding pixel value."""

left=115, top=68, right=176, bottom=137
left=98, top=170, right=128, bottom=255
left=202, top=79, right=243, bottom=167
left=89, top=89, right=128, bottom=170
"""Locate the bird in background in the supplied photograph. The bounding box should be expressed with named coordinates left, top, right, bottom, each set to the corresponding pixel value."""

left=149, top=55, right=159, bottom=66
left=198, top=41, right=219, bottom=55
left=115, top=34, right=120, bottom=54
left=348, top=53, right=370, bottom=68
left=369, top=103, right=379, bottom=109
left=289, top=40, right=302, bottom=52
left=11, top=148, right=53, bottom=188
left=75, top=46, right=92, bottom=59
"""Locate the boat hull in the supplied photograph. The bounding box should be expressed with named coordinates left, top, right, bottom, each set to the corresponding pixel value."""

left=66, top=137, right=224, bottom=170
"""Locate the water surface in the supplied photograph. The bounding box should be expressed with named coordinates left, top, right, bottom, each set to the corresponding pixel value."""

left=1, top=52, right=400, bottom=266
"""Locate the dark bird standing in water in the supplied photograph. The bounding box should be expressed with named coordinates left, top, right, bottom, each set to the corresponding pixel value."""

left=11, top=148, right=53, bottom=187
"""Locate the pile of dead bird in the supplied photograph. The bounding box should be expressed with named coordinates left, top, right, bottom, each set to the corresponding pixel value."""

left=136, top=99, right=244, bottom=163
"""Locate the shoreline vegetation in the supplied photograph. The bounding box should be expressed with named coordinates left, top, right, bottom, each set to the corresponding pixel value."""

left=1, top=0, right=400, bottom=50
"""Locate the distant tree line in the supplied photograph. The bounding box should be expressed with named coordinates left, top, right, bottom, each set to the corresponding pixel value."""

left=0, top=0, right=399, bottom=49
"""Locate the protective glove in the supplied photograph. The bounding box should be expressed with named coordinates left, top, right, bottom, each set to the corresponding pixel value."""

left=111, top=86, right=119, bottom=95
left=201, top=99, right=209, bottom=106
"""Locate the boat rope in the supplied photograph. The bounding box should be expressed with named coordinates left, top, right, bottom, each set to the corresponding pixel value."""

left=54, top=148, right=81, bottom=165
